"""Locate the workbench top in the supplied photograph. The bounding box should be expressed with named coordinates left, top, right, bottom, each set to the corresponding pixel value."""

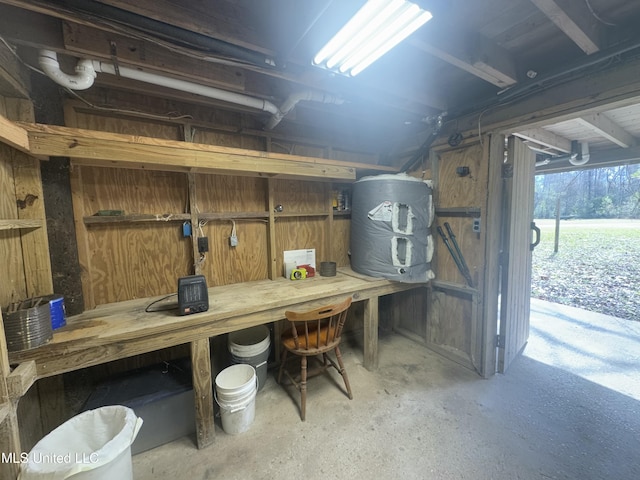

left=8, top=268, right=424, bottom=378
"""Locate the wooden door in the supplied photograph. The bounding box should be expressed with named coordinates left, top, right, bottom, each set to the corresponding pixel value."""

left=427, top=140, right=489, bottom=374
left=498, top=136, right=536, bottom=372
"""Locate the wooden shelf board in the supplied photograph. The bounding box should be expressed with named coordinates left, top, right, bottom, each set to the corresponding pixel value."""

left=275, top=211, right=328, bottom=218
left=21, top=123, right=358, bottom=180
left=0, top=219, right=43, bottom=230
left=198, top=211, right=269, bottom=221
left=0, top=114, right=29, bottom=153
left=84, top=212, right=273, bottom=225
left=435, top=207, right=482, bottom=217
left=84, top=213, right=191, bottom=225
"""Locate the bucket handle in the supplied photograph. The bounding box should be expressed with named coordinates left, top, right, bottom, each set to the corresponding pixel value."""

left=214, top=376, right=259, bottom=413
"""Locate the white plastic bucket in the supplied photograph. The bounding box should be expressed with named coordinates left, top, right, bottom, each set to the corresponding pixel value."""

left=215, top=364, right=257, bottom=435
left=19, top=406, right=143, bottom=480
left=228, top=325, right=270, bottom=391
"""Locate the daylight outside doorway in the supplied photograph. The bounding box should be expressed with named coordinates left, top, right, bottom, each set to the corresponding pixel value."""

left=525, top=165, right=640, bottom=400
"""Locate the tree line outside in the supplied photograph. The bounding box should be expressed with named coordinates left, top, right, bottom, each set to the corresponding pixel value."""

left=534, top=164, right=640, bottom=219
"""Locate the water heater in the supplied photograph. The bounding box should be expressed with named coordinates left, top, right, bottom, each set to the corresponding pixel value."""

left=350, top=173, right=434, bottom=283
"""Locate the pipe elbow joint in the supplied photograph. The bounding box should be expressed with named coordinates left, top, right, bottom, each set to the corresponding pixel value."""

left=38, top=49, right=96, bottom=91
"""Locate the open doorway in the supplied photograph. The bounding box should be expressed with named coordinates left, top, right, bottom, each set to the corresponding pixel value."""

left=532, top=165, right=640, bottom=320
left=526, top=164, right=640, bottom=399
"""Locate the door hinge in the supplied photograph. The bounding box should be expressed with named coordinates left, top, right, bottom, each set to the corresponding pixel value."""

left=496, top=334, right=505, bottom=348
left=502, top=164, right=513, bottom=179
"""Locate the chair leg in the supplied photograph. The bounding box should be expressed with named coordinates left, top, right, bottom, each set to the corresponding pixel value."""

left=278, top=349, right=288, bottom=384
left=300, top=356, right=307, bottom=421
left=334, top=346, right=353, bottom=400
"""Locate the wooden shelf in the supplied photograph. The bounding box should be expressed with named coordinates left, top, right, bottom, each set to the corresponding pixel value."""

left=84, top=212, right=273, bottom=225
left=333, top=210, right=352, bottom=216
left=274, top=211, right=328, bottom=218
left=435, top=207, right=481, bottom=217
left=84, top=213, right=191, bottom=225
left=198, top=211, right=269, bottom=221
left=21, top=123, right=358, bottom=180
left=0, top=219, right=43, bottom=231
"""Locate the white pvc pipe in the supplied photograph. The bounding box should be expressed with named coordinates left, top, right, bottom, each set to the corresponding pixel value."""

left=265, top=91, right=344, bottom=130
left=39, top=50, right=280, bottom=116
left=38, top=50, right=96, bottom=91
left=39, top=50, right=343, bottom=129
left=570, top=141, right=590, bottom=166
left=91, top=60, right=281, bottom=116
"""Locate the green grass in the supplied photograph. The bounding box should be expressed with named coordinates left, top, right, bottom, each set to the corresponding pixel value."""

left=531, top=219, right=640, bottom=321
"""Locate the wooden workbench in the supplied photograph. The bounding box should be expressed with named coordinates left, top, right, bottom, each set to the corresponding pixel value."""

left=9, top=268, right=425, bottom=448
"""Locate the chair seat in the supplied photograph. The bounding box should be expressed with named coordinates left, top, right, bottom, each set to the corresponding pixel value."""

left=281, top=324, right=339, bottom=352
left=278, top=296, right=353, bottom=420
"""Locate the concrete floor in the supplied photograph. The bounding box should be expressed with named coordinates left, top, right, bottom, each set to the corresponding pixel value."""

left=132, top=300, right=640, bottom=480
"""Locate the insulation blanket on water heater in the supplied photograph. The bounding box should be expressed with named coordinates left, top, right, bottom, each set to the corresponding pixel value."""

left=350, top=174, right=434, bottom=283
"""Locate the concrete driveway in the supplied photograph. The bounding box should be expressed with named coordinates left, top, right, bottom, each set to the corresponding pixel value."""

left=528, top=298, right=640, bottom=401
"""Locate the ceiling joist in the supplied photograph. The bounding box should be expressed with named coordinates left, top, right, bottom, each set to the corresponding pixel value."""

left=575, top=113, right=637, bottom=148
left=514, top=128, right=572, bottom=153
left=536, top=145, right=640, bottom=173
left=411, top=25, right=517, bottom=88
left=529, top=0, right=601, bottom=54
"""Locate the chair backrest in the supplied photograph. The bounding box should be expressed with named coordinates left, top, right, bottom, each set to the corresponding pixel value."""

left=284, top=296, right=352, bottom=352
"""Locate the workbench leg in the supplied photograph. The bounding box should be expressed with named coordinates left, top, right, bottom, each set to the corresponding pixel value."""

left=363, top=296, right=379, bottom=371
left=190, top=339, right=214, bottom=449
left=0, top=408, right=21, bottom=480
left=38, top=375, right=66, bottom=436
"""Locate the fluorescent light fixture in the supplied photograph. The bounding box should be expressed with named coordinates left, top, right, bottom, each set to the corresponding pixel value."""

left=313, top=0, right=432, bottom=77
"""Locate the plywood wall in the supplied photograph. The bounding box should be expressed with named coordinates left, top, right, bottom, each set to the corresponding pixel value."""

left=0, top=144, right=27, bottom=307
left=423, top=138, right=493, bottom=373
left=0, top=97, right=51, bottom=307
left=64, top=101, right=354, bottom=306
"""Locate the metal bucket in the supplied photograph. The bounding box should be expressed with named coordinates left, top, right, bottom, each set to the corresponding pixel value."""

left=2, top=296, right=54, bottom=352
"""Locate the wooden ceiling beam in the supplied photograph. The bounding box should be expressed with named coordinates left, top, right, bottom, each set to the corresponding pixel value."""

left=575, top=113, right=636, bottom=148
left=445, top=56, right=640, bottom=144
left=529, top=0, right=601, bottom=54
left=0, top=0, right=446, bottom=113
left=0, top=114, right=30, bottom=152
left=95, top=0, right=273, bottom=56
left=20, top=122, right=359, bottom=180
left=513, top=128, right=572, bottom=153
left=536, top=145, right=640, bottom=173
left=411, top=25, right=518, bottom=88
left=63, top=22, right=247, bottom=92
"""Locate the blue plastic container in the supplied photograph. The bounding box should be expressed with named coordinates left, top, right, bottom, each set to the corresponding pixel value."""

left=49, top=295, right=66, bottom=330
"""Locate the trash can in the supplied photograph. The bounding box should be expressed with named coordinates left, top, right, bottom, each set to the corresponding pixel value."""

left=19, top=405, right=143, bottom=480
left=228, top=325, right=270, bottom=391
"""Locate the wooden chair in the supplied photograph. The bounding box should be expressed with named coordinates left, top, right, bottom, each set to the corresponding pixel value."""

left=277, top=296, right=353, bottom=421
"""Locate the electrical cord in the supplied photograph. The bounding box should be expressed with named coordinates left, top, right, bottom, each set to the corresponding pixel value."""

left=145, top=293, right=178, bottom=312
left=585, top=0, right=617, bottom=27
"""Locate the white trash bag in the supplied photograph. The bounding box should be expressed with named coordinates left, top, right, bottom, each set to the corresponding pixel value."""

left=19, top=405, right=143, bottom=480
